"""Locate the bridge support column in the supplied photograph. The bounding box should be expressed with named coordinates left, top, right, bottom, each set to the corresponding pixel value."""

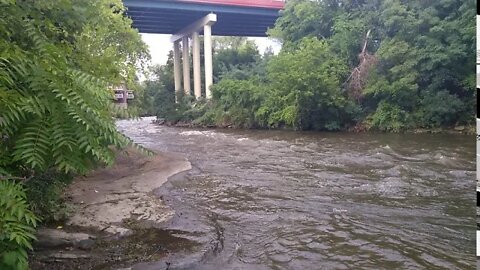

left=171, top=14, right=217, bottom=99
left=173, top=40, right=182, bottom=97
left=192, top=31, right=202, bottom=99
left=182, top=36, right=191, bottom=95
left=204, top=23, right=213, bottom=99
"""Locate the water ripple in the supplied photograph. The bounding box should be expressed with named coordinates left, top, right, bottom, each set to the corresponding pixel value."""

left=117, top=119, right=475, bottom=270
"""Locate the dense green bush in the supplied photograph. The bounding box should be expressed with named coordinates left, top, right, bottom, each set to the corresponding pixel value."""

left=213, top=37, right=260, bottom=82
left=416, top=90, right=466, bottom=128
left=24, top=172, right=74, bottom=223
left=0, top=180, right=39, bottom=270
left=209, top=79, right=267, bottom=128
left=264, top=38, right=358, bottom=130
left=366, top=101, right=411, bottom=132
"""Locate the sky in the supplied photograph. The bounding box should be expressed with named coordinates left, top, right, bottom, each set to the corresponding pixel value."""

left=477, top=15, right=479, bottom=62
left=477, top=16, right=480, bottom=52
left=477, top=16, right=479, bottom=87
left=141, top=33, right=282, bottom=66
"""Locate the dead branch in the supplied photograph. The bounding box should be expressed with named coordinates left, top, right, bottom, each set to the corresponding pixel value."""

left=345, top=29, right=378, bottom=102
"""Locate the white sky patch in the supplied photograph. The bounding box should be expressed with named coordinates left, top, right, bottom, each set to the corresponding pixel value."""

left=141, top=33, right=281, bottom=67
left=477, top=16, right=479, bottom=87
left=477, top=16, right=480, bottom=56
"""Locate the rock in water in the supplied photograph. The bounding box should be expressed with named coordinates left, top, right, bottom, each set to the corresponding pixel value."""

left=77, top=239, right=96, bottom=250
left=454, top=125, right=465, bottom=131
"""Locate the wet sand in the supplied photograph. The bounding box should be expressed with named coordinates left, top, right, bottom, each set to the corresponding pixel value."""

left=66, top=148, right=191, bottom=235
left=31, top=148, right=195, bottom=269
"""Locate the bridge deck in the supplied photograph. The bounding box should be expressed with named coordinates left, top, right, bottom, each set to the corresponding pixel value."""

left=123, top=0, right=284, bottom=36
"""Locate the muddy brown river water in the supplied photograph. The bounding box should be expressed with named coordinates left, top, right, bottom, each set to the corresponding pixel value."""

left=117, top=117, right=475, bottom=270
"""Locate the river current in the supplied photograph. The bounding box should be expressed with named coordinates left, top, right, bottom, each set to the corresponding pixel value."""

left=117, top=117, right=475, bottom=270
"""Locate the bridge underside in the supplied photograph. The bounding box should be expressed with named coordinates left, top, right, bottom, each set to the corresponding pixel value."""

left=123, top=0, right=280, bottom=36
left=123, top=1, right=283, bottom=100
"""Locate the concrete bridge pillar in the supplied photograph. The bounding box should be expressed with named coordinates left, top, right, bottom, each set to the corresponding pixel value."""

left=204, top=23, right=213, bottom=99
left=192, top=31, right=202, bottom=99
left=182, top=36, right=191, bottom=95
left=172, top=14, right=216, bottom=101
left=173, top=40, right=182, bottom=94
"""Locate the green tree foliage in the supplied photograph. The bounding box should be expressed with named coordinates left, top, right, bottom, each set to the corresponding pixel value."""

left=151, top=64, right=177, bottom=119
left=269, top=0, right=475, bottom=131
left=24, top=171, right=74, bottom=222
left=143, top=38, right=266, bottom=124
left=262, top=38, right=356, bottom=130
left=154, top=0, right=474, bottom=132
left=204, top=79, right=267, bottom=128
left=268, top=0, right=334, bottom=47
left=140, top=60, right=176, bottom=117
left=139, top=52, right=179, bottom=120
left=0, top=0, right=149, bottom=266
left=140, top=51, right=204, bottom=123
left=0, top=0, right=149, bottom=175
left=188, top=38, right=356, bottom=130
left=213, top=37, right=262, bottom=82
left=363, top=0, right=475, bottom=130
left=0, top=179, right=38, bottom=270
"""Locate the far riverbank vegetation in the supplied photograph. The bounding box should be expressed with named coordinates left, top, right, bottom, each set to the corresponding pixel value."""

left=139, top=0, right=475, bottom=133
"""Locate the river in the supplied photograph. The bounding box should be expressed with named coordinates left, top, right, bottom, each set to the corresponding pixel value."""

left=117, top=117, right=475, bottom=270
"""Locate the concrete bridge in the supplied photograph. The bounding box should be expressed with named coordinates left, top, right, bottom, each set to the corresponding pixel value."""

left=123, top=0, right=285, bottom=99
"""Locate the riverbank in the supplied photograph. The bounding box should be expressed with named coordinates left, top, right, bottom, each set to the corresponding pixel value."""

left=30, top=148, right=195, bottom=269
left=152, top=117, right=476, bottom=135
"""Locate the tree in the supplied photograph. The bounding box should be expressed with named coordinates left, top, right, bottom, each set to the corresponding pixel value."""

left=363, top=0, right=475, bottom=130
left=260, top=38, right=356, bottom=130
left=0, top=1, right=149, bottom=267
left=268, top=0, right=333, bottom=47
left=0, top=0, right=149, bottom=174
left=213, top=37, right=261, bottom=81
left=151, top=58, right=176, bottom=119
left=269, top=0, right=475, bottom=131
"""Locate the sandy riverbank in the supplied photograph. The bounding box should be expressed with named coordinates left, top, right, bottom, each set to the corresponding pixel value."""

left=31, top=148, right=195, bottom=269
left=66, top=148, right=191, bottom=235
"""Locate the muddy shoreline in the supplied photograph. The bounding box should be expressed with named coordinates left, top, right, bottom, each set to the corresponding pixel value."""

left=30, top=148, right=207, bottom=270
